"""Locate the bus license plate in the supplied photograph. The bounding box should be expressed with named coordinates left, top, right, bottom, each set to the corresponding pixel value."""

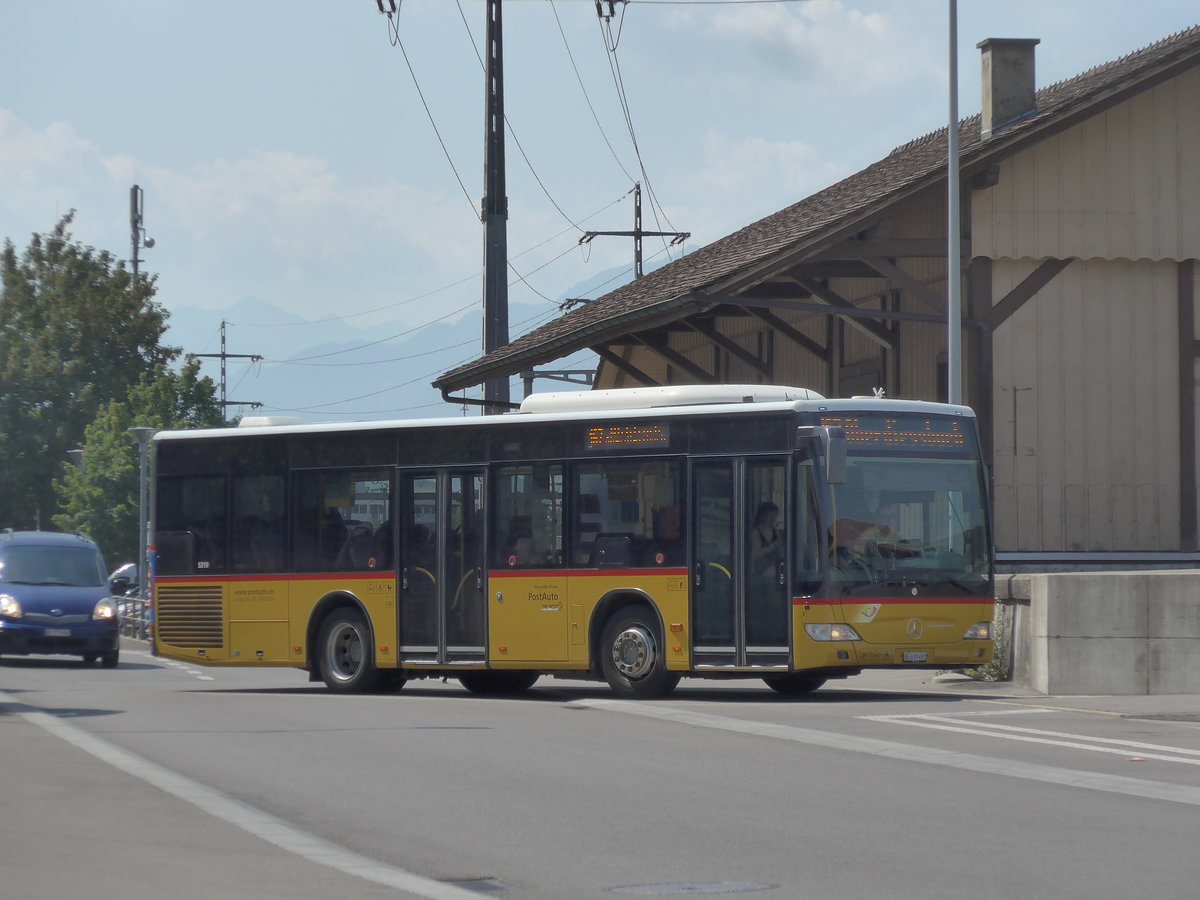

left=902, top=651, right=927, bottom=663
left=44, top=628, right=71, bottom=637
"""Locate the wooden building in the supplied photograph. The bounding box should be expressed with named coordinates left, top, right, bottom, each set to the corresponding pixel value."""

left=435, top=27, right=1200, bottom=561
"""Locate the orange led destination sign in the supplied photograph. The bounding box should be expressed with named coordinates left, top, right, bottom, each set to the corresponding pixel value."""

left=586, top=422, right=670, bottom=449
left=820, top=414, right=968, bottom=449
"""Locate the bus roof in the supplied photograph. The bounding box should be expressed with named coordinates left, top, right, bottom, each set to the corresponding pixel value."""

left=153, top=386, right=975, bottom=443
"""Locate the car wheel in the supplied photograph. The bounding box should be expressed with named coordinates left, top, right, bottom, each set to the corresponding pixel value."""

left=100, top=650, right=120, bottom=669
left=81, top=654, right=98, bottom=665
left=600, top=608, right=680, bottom=699
left=317, top=609, right=381, bottom=693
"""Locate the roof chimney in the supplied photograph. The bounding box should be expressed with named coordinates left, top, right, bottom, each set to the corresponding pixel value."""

left=977, top=38, right=1040, bottom=139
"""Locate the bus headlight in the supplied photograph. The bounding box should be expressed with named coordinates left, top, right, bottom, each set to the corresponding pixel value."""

left=805, top=623, right=861, bottom=642
left=0, top=593, right=21, bottom=618
left=963, top=621, right=992, bottom=640
left=92, top=598, right=118, bottom=621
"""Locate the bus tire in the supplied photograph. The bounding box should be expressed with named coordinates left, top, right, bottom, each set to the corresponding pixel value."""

left=458, top=671, right=539, bottom=695
left=763, top=672, right=826, bottom=696
left=376, top=669, right=408, bottom=693
left=600, top=609, right=680, bottom=699
left=317, top=609, right=381, bottom=693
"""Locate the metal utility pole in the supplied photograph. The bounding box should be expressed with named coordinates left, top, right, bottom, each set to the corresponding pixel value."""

left=190, top=320, right=264, bottom=412
left=481, top=0, right=510, bottom=413
left=130, top=184, right=155, bottom=278
left=581, top=184, right=689, bottom=278
left=946, top=0, right=963, bottom=405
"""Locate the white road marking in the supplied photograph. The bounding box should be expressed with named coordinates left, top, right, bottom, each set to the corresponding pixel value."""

left=571, top=698, right=1200, bottom=807
left=862, top=712, right=1200, bottom=765
left=0, top=690, right=481, bottom=900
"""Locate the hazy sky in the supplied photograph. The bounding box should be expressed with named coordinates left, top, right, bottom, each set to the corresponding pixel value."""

left=2, top=1, right=1197, bottom=417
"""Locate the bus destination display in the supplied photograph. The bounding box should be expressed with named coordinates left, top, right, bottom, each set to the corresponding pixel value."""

left=586, top=422, right=670, bottom=450
left=820, top=414, right=969, bottom=451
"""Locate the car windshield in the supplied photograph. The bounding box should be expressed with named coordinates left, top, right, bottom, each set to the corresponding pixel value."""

left=0, top=545, right=107, bottom=587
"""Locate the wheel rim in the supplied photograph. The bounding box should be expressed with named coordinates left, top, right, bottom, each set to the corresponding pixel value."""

left=611, top=624, right=656, bottom=680
left=325, top=621, right=364, bottom=683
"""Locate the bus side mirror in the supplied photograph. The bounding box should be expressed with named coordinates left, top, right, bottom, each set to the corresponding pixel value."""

left=797, top=426, right=847, bottom=485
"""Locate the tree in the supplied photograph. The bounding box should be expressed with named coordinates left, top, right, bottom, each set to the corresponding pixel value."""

left=53, top=361, right=225, bottom=566
left=0, top=214, right=178, bottom=529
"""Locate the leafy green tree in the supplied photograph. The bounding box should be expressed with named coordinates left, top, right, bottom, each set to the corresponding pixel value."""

left=53, top=361, right=225, bottom=566
left=1, top=214, right=177, bottom=529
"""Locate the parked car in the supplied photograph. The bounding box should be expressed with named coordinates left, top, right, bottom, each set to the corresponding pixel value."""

left=108, top=561, right=138, bottom=596
left=108, top=562, right=150, bottom=639
left=0, top=530, right=120, bottom=667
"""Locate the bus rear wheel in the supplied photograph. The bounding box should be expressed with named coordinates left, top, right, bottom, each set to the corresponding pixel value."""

left=317, top=609, right=381, bottom=693
left=763, top=672, right=826, bottom=696
left=600, top=609, right=680, bottom=699
left=458, top=671, right=539, bottom=695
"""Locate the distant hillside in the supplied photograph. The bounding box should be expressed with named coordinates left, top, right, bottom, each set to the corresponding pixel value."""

left=164, top=297, right=600, bottom=422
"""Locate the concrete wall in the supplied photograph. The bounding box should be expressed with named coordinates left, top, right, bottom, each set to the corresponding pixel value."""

left=1000, top=570, right=1200, bottom=694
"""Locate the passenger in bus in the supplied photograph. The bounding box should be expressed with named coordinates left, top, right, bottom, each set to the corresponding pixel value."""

left=751, top=501, right=782, bottom=574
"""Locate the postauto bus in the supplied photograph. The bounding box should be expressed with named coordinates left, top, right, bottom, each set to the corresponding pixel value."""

left=149, top=385, right=993, bottom=698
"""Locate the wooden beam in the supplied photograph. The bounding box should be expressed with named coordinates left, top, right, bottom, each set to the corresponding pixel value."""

left=987, top=258, right=1073, bottom=329
left=635, top=335, right=719, bottom=384
left=968, top=257, right=994, bottom=463
left=815, top=237, right=972, bottom=258
left=1179, top=259, right=1197, bottom=550
left=747, top=308, right=830, bottom=362
left=695, top=291, right=955, bottom=326
left=686, top=320, right=770, bottom=375
left=594, top=346, right=660, bottom=387
left=861, top=256, right=945, bottom=314
left=793, top=279, right=897, bottom=349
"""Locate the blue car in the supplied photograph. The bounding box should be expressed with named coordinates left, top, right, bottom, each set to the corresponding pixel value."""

left=0, top=530, right=120, bottom=667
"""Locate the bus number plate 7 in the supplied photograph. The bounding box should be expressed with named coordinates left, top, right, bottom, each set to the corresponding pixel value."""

left=902, top=651, right=927, bottom=663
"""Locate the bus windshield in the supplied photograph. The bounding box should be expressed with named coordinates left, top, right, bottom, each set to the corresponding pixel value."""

left=826, top=425, right=991, bottom=597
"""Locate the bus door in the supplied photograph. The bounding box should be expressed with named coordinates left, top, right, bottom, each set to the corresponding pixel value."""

left=397, top=469, right=487, bottom=664
left=691, top=458, right=790, bottom=669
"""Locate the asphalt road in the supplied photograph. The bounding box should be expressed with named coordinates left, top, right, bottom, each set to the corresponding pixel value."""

left=3, top=641, right=1199, bottom=900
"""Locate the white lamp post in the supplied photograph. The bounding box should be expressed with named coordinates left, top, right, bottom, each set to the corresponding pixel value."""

left=129, top=427, right=156, bottom=644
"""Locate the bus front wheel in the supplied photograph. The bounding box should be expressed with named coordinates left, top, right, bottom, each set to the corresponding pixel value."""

left=317, top=609, right=381, bottom=693
left=600, top=609, right=680, bottom=699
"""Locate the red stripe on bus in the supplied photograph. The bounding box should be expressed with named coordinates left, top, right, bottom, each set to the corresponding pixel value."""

left=155, top=571, right=390, bottom=584
left=154, top=569, right=690, bottom=583
left=488, top=568, right=688, bottom=579
left=794, top=595, right=992, bottom=606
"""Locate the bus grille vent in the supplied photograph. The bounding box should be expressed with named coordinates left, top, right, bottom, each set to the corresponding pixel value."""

left=156, top=584, right=225, bottom=648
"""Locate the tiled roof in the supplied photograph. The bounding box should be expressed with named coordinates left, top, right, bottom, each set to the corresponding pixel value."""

left=436, top=25, right=1200, bottom=393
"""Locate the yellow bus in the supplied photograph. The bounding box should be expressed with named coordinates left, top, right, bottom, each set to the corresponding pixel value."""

left=149, top=385, right=993, bottom=698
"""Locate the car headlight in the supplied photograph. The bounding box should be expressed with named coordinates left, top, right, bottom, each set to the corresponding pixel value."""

left=0, top=593, right=21, bottom=618
left=92, top=598, right=118, bottom=621
left=804, top=623, right=861, bottom=641
left=963, top=621, right=992, bottom=640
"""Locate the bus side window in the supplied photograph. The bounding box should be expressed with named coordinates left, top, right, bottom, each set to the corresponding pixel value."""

left=794, top=461, right=822, bottom=595
left=155, top=474, right=226, bottom=575
left=494, top=464, right=563, bottom=569
left=572, top=460, right=683, bottom=567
